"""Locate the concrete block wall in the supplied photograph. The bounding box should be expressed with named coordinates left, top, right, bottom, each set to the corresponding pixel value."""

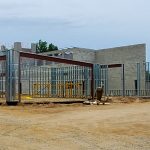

left=95, top=44, right=146, bottom=90
left=41, top=47, right=96, bottom=64
left=67, top=48, right=96, bottom=63
left=95, top=44, right=146, bottom=64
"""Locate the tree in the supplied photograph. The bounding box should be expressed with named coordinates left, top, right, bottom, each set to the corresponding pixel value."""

left=36, top=40, right=58, bottom=53
left=48, top=43, right=58, bottom=51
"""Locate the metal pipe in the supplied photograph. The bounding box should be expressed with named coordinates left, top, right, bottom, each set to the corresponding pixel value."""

left=91, top=64, right=94, bottom=99
left=122, top=64, right=125, bottom=96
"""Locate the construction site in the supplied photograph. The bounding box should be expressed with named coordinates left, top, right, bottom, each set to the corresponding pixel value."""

left=0, top=42, right=150, bottom=149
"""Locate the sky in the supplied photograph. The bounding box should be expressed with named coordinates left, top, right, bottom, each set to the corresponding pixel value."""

left=0, top=0, right=150, bottom=61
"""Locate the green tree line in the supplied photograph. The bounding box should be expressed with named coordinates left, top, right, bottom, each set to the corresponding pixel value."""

left=36, top=40, right=58, bottom=53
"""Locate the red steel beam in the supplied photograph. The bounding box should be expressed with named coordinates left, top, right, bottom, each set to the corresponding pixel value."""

left=108, top=64, right=122, bottom=68
left=20, top=52, right=93, bottom=68
left=0, top=55, right=6, bottom=61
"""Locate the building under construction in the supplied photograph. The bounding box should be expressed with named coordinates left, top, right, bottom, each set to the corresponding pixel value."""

left=0, top=42, right=149, bottom=104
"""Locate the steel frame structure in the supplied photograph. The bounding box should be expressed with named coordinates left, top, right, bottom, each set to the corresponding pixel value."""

left=0, top=50, right=125, bottom=103
left=20, top=51, right=94, bottom=99
left=20, top=52, right=123, bottom=99
left=1, top=49, right=149, bottom=104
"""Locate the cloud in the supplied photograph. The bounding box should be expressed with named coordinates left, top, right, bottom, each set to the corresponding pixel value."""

left=0, top=0, right=150, bottom=25
left=0, top=0, right=150, bottom=60
left=0, top=17, right=87, bottom=31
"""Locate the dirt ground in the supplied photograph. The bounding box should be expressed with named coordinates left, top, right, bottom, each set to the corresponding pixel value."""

left=0, top=98, right=150, bottom=150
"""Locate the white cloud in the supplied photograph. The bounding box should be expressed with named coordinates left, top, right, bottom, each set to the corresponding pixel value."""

left=0, top=0, right=150, bottom=60
left=0, top=0, right=150, bottom=24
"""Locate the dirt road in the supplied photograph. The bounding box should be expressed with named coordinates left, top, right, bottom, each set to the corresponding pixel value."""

left=0, top=102, right=150, bottom=150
